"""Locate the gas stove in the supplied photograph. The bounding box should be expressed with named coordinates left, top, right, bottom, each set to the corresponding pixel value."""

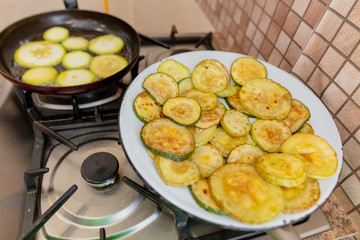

left=0, top=29, right=331, bottom=240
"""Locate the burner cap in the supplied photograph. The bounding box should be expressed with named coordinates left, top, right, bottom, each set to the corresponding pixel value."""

left=81, top=152, right=119, bottom=188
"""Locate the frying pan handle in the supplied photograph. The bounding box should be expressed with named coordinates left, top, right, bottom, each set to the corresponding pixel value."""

left=64, top=0, right=78, bottom=9
left=265, top=224, right=302, bottom=240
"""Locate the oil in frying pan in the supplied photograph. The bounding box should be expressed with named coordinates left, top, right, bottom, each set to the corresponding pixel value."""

left=11, top=28, right=132, bottom=86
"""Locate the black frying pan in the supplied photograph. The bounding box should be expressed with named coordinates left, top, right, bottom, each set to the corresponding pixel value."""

left=0, top=5, right=140, bottom=95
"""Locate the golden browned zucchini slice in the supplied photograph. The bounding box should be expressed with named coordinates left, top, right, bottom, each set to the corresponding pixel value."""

left=239, top=78, right=292, bottom=120
left=251, top=119, right=292, bottom=153
left=204, top=59, right=231, bottom=84
left=133, top=91, right=163, bottom=123
left=297, top=122, right=315, bottom=134
left=280, top=133, right=338, bottom=179
left=182, top=88, right=218, bottom=110
left=256, top=153, right=307, bottom=188
left=209, top=127, right=251, bottom=157
left=162, top=97, right=201, bottom=126
left=225, top=85, right=254, bottom=117
left=141, top=118, right=195, bottom=161
left=155, top=156, right=200, bottom=187
left=178, top=77, right=193, bottom=95
left=194, top=101, right=226, bottom=129
left=157, top=59, right=191, bottom=82
left=189, top=144, right=224, bottom=178
left=227, top=144, right=264, bottom=165
left=230, top=57, right=267, bottom=86
left=187, top=125, right=217, bottom=147
left=221, top=109, right=251, bottom=137
left=216, top=84, right=238, bottom=97
left=190, top=178, right=226, bottom=215
left=282, top=178, right=320, bottom=214
left=143, top=73, right=179, bottom=105
left=191, top=60, right=228, bottom=93
left=283, top=99, right=310, bottom=133
left=209, top=163, right=283, bottom=224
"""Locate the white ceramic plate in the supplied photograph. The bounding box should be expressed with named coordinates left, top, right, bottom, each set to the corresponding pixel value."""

left=119, top=51, right=342, bottom=231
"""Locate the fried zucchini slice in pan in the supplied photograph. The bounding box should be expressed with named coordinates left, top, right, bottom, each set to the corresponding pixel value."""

left=227, top=144, right=264, bottom=166
left=283, top=99, right=310, bottom=133
left=251, top=119, right=292, bottom=153
left=162, top=97, right=201, bottom=126
left=141, top=118, right=195, bottom=161
left=133, top=91, right=163, bottom=123
left=209, top=163, right=283, bottom=224
left=221, top=109, right=251, bottom=137
left=143, top=73, right=179, bottom=105
left=230, top=57, right=267, bottom=86
left=189, top=144, right=224, bottom=178
left=282, top=178, right=320, bottom=214
left=155, top=156, right=200, bottom=187
left=88, top=35, right=124, bottom=54
left=157, top=59, right=191, bottom=82
left=256, top=153, right=307, bottom=188
left=280, top=133, right=338, bottom=179
left=190, top=178, right=226, bottom=215
left=239, top=78, right=292, bottom=120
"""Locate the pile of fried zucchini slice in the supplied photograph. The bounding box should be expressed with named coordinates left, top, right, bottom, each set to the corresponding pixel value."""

left=133, top=57, right=338, bottom=225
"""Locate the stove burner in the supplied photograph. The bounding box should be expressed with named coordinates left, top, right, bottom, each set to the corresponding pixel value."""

left=81, top=152, right=119, bottom=188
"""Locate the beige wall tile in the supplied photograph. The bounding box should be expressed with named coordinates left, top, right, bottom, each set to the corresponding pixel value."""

left=283, top=10, right=302, bottom=37
left=330, top=0, right=356, bottom=17
left=235, top=29, right=245, bottom=44
left=237, top=0, right=247, bottom=8
left=348, top=211, right=360, bottom=235
left=307, top=67, right=330, bottom=95
left=292, top=0, right=310, bottom=17
left=338, top=101, right=360, bottom=132
left=303, top=34, right=328, bottom=63
left=228, top=0, right=237, bottom=16
left=335, top=62, right=360, bottom=95
left=267, top=20, right=282, bottom=43
left=240, top=14, right=250, bottom=32
left=264, top=0, right=279, bottom=16
left=285, top=41, right=301, bottom=65
left=343, top=138, right=360, bottom=169
left=268, top=48, right=282, bottom=66
left=334, top=118, right=351, bottom=143
left=274, top=1, right=290, bottom=26
left=292, top=55, right=316, bottom=81
left=315, top=9, right=343, bottom=41
left=248, top=45, right=259, bottom=57
left=253, top=29, right=265, bottom=49
left=342, top=173, right=360, bottom=205
left=283, top=0, right=294, bottom=7
left=293, top=21, right=313, bottom=48
left=322, top=82, right=348, bottom=113
left=350, top=44, right=360, bottom=67
left=333, top=22, right=360, bottom=56
left=348, top=1, right=360, bottom=27
left=260, top=38, right=273, bottom=59
left=339, top=161, right=353, bottom=182
left=245, top=21, right=257, bottom=39
left=241, top=36, right=252, bottom=54
left=334, top=187, right=355, bottom=212
left=355, top=129, right=360, bottom=143
left=353, top=87, right=360, bottom=106
left=258, top=12, right=272, bottom=34
left=234, top=6, right=243, bottom=25
left=251, top=3, right=263, bottom=24
left=279, top=59, right=292, bottom=72
left=244, top=0, right=255, bottom=15
left=275, top=30, right=291, bottom=54
left=319, top=47, right=345, bottom=78
left=304, top=0, right=326, bottom=27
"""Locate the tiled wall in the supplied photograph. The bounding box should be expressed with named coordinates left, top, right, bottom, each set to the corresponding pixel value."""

left=197, top=0, right=360, bottom=237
